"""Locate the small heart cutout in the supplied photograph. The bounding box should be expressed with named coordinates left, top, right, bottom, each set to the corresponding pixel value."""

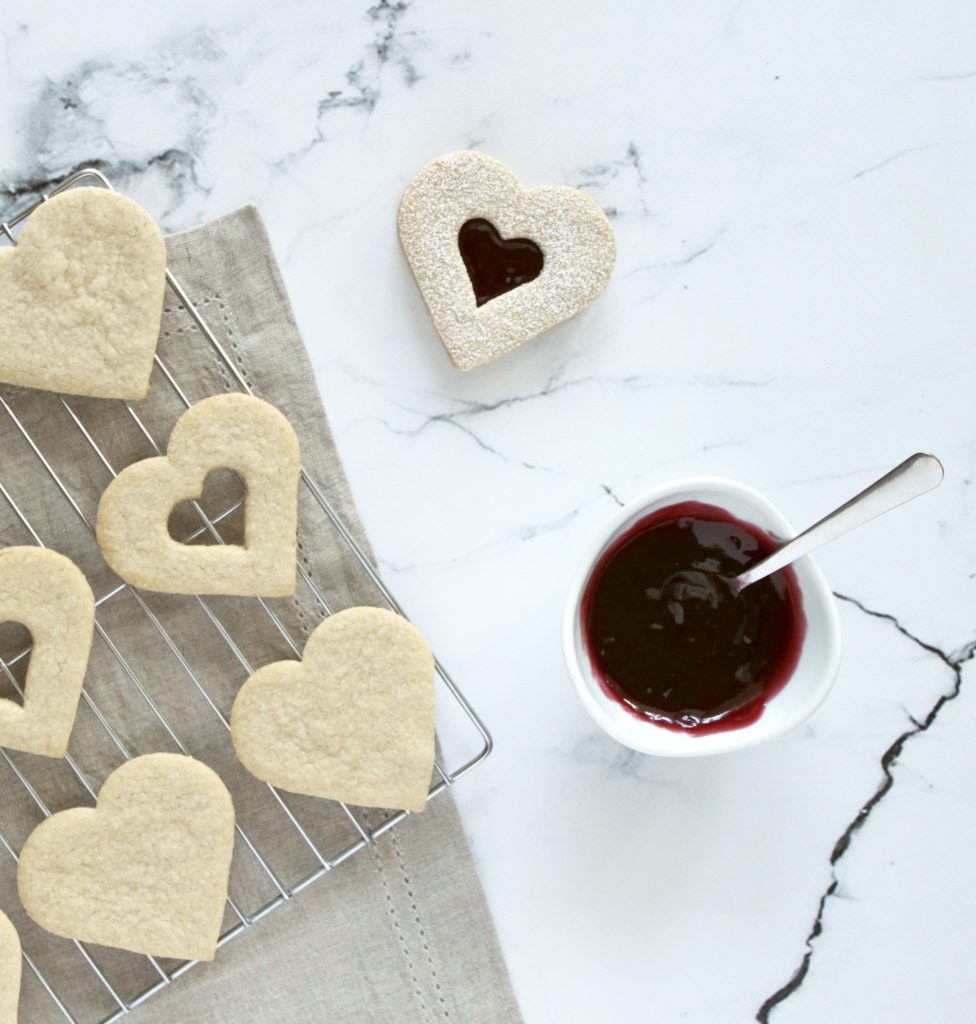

left=230, top=607, right=435, bottom=813
left=399, top=151, right=616, bottom=370
left=96, top=394, right=300, bottom=596
left=458, top=218, right=544, bottom=306
left=0, top=621, right=31, bottom=707
left=168, top=468, right=246, bottom=546
left=0, top=911, right=20, bottom=1024
left=0, top=187, right=166, bottom=399
left=0, top=547, right=94, bottom=759
left=17, top=754, right=235, bottom=962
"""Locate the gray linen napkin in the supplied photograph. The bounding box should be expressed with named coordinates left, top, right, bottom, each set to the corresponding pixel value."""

left=0, top=205, right=521, bottom=1024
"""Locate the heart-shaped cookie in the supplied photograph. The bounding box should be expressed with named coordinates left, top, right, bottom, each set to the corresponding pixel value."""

left=0, top=547, right=95, bottom=758
left=95, top=394, right=300, bottom=596
left=398, top=150, right=616, bottom=370
left=0, top=911, right=20, bottom=1024
left=0, top=187, right=166, bottom=399
left=17, top=753, right=235, bottom=962
left=230, top=607, right=435, bottom=813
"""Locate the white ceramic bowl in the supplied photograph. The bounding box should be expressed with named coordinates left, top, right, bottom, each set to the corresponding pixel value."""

left=563, top=477, right=842, bottom=756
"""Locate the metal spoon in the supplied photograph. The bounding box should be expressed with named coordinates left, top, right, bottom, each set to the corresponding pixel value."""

left=729, top=452, right=944, bottom=594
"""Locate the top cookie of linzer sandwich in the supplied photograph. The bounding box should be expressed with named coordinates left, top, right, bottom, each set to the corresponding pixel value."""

left=0, top=187, right=166, bottom=400
left=398, top=151, right=616, bottom=371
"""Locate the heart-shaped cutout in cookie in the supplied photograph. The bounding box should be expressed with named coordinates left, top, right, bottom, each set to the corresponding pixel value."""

left=458, top=218, right=544, bottom=306
left=0, top=187, right=166, bottom=399
left=0, top=911, right=20, bottom=1024
left=17, top=753, right=235, bottom=962
left=230, top=607, right=435, bottom=812
left=0, top=547, right=94, bottom=758
left=398, top=151, right=616, bottom=370
left=96, top=394, right=300, bottom=596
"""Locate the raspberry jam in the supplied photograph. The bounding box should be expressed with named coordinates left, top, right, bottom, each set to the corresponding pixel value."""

left=457, top=218, right=544, bottom=306
left=580, top=501, right=806, bottom=735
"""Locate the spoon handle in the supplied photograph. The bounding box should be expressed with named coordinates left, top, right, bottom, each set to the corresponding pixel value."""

left=732, top=453, right=944, bottom=592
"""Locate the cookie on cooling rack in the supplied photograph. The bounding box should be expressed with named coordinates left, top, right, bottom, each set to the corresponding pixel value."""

left=95, top=393, right=300, bottom=596
left=398, top=150, right=616, bottom=371
left=230, top=607, right=436, bottom=813
left=0, top=910, right=20, bottom=1024
left=17, top=753, right=235, bottom=962
left=0, top=547, right=95, bottom=759
left=0, top=186, right=166, bottom=399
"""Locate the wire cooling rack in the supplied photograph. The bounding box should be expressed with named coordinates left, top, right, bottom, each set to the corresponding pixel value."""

left=0, top=169, right=491, bottom=1023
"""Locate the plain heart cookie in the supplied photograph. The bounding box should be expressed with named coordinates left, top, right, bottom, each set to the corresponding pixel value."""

left=0, top=186, right=166, bottom=399
left=17, top=753, right=235, bottom=962
left=0, top=910, right=20, bottom=1024
left=0, top=546, right=95, bottom=758
left=398, top=150, right=616, bottom=370
left=95, top=393, right=300, bottom=596
left=230, top=607, right=435, bottom=813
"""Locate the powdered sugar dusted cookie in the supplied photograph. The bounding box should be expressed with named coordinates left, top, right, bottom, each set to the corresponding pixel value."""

left=0, top=547, right=95, bottom=758
left=95, top=394, right=300, bottom=596
left=398, top=151, right=616, bottom=370
left=17, top=753, right=235, bottom=962
left=231, top=607, right=435, bottom=813
left=0, top=186, right=166, bottom=399
left=0, top=910, right=20, bottom=1024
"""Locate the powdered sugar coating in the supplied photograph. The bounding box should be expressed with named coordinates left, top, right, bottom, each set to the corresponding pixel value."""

left=398, top=151, right=616, bottom=370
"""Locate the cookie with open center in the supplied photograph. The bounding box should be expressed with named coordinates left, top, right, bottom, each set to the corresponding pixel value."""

left=0, top=547, right=94, bottom=758
left=95, top=394, right=300, bottom=596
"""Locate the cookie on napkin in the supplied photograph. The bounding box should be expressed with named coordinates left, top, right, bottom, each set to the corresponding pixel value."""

left=0, top=546, right=95, bottom=758
left=230, top=607, right=436, bottom=813
left=398, top=150, right=616, bottom=370
left=17, top=753, right=235, bottom=962
left=0, top=186, right=166, bottom=399
left=0, top=910, right=20, bottom=1024
left=96, top=393, right=300, bottom=596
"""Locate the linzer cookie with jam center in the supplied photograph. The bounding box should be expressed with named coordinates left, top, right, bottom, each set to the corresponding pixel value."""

left=398, top=151, right=616, bottom=370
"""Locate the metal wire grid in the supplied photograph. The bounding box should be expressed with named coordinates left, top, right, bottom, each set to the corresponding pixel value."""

left=0, top=169, right=492, bottom=1023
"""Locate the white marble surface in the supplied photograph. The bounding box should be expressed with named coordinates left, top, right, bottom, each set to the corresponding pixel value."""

left=2, top=1, right=975, bottom=1020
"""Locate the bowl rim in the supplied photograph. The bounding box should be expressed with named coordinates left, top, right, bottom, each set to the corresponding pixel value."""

left=562, top=475, right=843, bottom=756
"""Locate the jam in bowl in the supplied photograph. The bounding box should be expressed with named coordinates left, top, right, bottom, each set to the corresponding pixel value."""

left=563, top=478, right=842, bottom=757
